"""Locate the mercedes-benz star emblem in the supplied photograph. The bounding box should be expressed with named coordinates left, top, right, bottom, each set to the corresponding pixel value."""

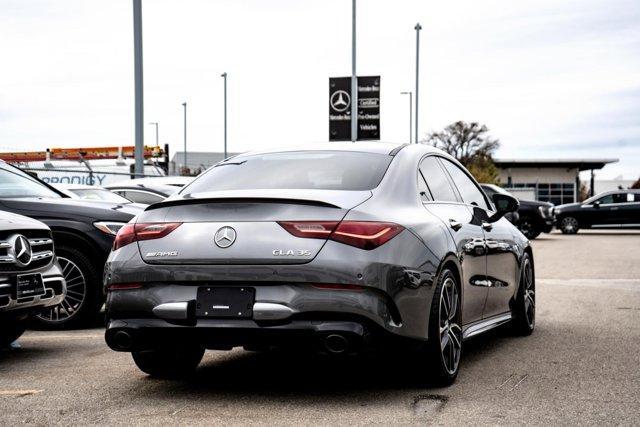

left=13, top=234, right=33, bottom=266
left=214, top=226, right=237, bottom=248
left=330, top=90, right=351, bottom=112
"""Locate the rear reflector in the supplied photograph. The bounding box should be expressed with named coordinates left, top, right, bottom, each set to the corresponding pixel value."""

left=278, top=220, right=403, bottom=250
left=107, top=283, right=143, bottom=291
left=113, top=222, right=182, bottom=251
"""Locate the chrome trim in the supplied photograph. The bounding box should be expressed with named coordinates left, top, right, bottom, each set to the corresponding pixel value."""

left=0, top=242, right=11, bottom=248
left=252, top=302, right=295, bottom=320
left=152, top=302, right=189, bottom=320
left=32, top=251, right=53, bottom=261
left=463, top=313, right=512, bottom=340
left=0, top=255, right=14, bottom=263
left=29, top=238, right=53, bottom=246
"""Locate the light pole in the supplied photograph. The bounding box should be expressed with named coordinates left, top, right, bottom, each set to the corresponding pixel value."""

left=221, top=72, right=227, bottom=158
left=400, top=92, right=413, bottom=144
left=149, top=122, right=159, bottom=147
left=414, top=23, right=422, bottom=144
left=350, top=0, right=357, bottom=142
left=132, top=0, right=144, bottom=176
left=182, top=102, right=187, bottom=174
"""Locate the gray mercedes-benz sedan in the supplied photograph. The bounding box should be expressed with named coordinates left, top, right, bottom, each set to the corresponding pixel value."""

left=104, top=143, right=535, bottom=384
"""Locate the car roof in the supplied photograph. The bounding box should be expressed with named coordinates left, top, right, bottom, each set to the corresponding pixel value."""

left=53, top=184, right=108, bottom=190
left=232, top=142, right=412, bottom=157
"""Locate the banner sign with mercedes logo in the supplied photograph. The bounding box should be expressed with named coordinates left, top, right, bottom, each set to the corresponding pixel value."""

left=329, top=76, right=380, bottom=141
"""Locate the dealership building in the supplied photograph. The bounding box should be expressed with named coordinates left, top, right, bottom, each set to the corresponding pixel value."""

left=495, top=158, right=618, bottom=205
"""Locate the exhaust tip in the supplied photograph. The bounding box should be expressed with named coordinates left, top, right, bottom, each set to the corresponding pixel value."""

left=112, top=330, right=133, bottom=350
left=324, top=334, right=349, bottom=354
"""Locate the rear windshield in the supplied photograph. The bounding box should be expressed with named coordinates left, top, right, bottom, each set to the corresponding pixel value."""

left=182, top=151, right=393, bottom=193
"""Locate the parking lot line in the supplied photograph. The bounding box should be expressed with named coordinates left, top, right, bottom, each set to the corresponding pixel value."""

left=0, top=390, right=43, bottom=396
left=21, top=334, right=103, bottom=340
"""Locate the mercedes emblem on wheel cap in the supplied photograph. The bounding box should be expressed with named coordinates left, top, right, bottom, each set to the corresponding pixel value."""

left=12, top=234, right=33, bottom=267
left=214, top=226, right=237, bottom=248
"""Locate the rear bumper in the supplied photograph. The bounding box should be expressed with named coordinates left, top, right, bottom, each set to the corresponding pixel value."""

left=105, top=317, right=394, bottom=354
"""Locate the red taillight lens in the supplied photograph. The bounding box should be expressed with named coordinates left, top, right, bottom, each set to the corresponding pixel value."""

left=277, top=221, right=339, bottom=238
left=278, top=220, right=403, bottom=250
left=112, top=222, right=182, bottom=250
left=331, top=221, right=404, bottom=250
left=112, top=224, right=136, bottom=250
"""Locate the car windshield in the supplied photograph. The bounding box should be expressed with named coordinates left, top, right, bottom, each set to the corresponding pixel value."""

left=182, top=151, right=393, bottom=194
left=70, top=188, right=131, bottom=203
left=0, top=164, right=62, bottom=198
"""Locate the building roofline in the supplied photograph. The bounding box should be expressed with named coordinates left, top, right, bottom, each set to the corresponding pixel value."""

left=494, top=158, right=618, bottom=171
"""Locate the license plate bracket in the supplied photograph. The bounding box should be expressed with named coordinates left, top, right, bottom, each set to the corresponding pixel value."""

left=196, top=287, right=255, bottom=318
left=16, top=273, right=45, bottom=299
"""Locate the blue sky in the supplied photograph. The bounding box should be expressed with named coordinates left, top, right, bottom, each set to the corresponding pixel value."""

left=1, top=0, right=638, bottom=179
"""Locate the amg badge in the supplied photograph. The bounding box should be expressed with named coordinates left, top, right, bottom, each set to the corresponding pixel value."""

left=146, top=251, right=178, bottom=257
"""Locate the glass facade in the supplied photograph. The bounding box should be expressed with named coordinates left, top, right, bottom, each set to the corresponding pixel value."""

left=504, top=183, right=575, bottom=205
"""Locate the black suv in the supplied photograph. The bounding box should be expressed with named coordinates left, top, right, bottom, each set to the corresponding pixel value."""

left=481, top=184, right=554, bottom=239
left=0, top=160, right=143, bottom=328
left=554, top=190, right=640, bottom=234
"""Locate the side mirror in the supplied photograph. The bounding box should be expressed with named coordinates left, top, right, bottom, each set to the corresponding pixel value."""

left=489, top=193, right=519, bottom=222
left=593, top=201, right=600, bottom=209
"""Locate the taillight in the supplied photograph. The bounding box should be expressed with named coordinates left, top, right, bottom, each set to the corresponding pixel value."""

left=112, top=222, right=182, bottom=250
left=278, top=220, right=403, bottom=250
left=277, top=221, right=339, bottom=238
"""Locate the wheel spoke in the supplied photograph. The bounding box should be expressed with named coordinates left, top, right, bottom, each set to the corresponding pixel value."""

left=440, top=330, right=450, bottom=351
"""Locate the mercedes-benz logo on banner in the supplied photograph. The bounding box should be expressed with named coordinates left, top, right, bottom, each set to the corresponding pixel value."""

left=330, top=90, right=351, bottom=112
left=12, top=235, right=33, bottom=266
left=214, top=226, right=237, bottom=248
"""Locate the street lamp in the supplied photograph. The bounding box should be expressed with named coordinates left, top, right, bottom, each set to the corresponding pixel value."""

left=414, top=23, right=422, bottom=144
left=182, top=102, right=187, bottom=174
left=132, top=0, right=144, bottom=176
left=400, top=92, right=413, bottom=144
left=221, top=72, right=227, bottom=159
left=148, top=122, right=159, bottom=147
left=350, top=0, right=357, bottom=142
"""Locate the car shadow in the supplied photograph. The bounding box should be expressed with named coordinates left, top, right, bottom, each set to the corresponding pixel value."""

left=141, top=326, right=517, bottom=398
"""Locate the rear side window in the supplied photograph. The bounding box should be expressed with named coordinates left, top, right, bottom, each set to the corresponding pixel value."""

left=182, top=151, right=393, bottom=193
left=122, top=191, right=164, bottom=204
left=419, top=157, right=458, bottom=202
left=439, top=158, right=489, bottom=210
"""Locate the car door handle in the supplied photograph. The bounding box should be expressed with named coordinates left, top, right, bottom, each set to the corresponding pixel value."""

left=448, top=219, right=462, bottom=231
left=482, top=221, right=493, bottom=231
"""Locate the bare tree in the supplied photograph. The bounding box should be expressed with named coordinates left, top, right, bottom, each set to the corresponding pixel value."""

left=631, top=177, right=640, bottom=189
left=423, top=121, right=501, bottom=184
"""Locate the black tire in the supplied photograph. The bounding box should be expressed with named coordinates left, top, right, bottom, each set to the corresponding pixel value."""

left=0, top=318, right=27, bottom=348
left=511, top=253, right=535, bottom=336
left=518, top=217, right=541, bottom=240
left=422, top=267, right=463, bottom=386
left=559, top=216, right=579, bottom=234
left=33, top=245, right=102, bottom=329
left=132, top=345, right=205, bottom=378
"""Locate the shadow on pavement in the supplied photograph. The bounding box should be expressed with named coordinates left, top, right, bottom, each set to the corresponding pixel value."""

left=141, top=326, right=517, bottom=398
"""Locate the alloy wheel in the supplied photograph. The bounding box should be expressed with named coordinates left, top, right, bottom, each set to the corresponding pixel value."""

left=561, top=217, right=578, bottom=234
left=522, top=258, right=535, bottom=328
left=37, top=256, right=87, bottom=323
left=439, top=276, right=462, bottom=375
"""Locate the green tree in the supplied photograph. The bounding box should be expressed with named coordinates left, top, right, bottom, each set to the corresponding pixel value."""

left=423, top=121, right=501, bottom=184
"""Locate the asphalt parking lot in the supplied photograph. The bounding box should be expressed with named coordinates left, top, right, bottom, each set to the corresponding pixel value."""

left=1, top=230, right=639, bottom=425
